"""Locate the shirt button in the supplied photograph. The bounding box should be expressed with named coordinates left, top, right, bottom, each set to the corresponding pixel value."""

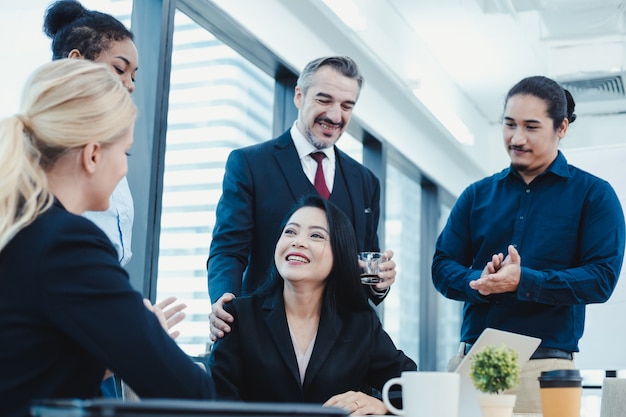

left=520, top=216, right=524, bottom=220
left=526, top=189, right=530, bottom=193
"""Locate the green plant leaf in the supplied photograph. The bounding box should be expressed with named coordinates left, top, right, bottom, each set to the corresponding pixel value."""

left=469, top=344, right=520, bottom=394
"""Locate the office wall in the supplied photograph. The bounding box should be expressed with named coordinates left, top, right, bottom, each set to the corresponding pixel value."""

left=0, top=2, right=50, bottom=118
left=564, top=145, right=626, bottom=371
left=0, top=0, right=130, bottom=118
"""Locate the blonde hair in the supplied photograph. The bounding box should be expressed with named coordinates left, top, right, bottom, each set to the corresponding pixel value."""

left=0, top=58, right=136, bottom=251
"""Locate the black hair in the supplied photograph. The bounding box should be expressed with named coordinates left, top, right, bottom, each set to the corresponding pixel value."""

left=256, top=194, right=369, bottom=312
left=43, top=0, right=134, bottom=61
left=504, top=75, right=577, bottom=130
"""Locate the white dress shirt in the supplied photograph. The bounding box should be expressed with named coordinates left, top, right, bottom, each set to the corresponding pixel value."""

left=83, top=177, right=134, bottom=266
left=290, top=122, right=335, bottom=192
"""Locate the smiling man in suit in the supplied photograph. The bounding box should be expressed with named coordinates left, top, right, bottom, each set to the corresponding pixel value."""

left=208, top=56, right=396, bottom=341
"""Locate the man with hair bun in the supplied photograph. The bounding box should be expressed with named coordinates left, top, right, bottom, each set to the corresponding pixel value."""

left=433, top=75, right=625, bottom=413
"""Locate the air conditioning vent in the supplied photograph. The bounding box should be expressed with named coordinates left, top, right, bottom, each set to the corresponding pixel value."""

left=559, top=74, right=626, bottom=102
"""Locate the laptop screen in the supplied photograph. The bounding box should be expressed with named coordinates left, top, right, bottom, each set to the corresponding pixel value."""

left=454, top=328, right=541, bottom=417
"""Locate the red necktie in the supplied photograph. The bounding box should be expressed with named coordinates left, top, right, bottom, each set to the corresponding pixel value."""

left=310, top=152, right=330, bottom=199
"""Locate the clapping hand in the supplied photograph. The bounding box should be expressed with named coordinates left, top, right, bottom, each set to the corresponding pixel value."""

left=470, top=245, right=521, bottom=296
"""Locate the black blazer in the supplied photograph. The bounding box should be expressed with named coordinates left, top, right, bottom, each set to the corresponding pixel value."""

left=208, top=130, right=381, bottom=303
left=0, top=200, right=214, bottom=417
left=208, top=290, right=416, bottom=403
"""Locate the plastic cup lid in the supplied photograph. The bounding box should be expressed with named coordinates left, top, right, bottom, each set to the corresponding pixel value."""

left=537, top=369, right=582, bottom=387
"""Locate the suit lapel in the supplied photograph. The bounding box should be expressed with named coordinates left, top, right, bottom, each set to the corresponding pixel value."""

left=263, top=292, right=302, bottom=386
left=273, top=132, right=313, bottom=201
left=334, top=148, right=366, bottom=247
left=302, top=298, right=343, bottom=390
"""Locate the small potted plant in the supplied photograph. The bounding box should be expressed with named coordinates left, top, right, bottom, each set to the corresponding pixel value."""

left=469, top=345, right=520, bottom=417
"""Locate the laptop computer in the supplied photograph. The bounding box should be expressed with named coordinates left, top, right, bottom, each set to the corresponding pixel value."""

left=453, top=328, right=541, bottom=417
left=31, top=398, right=350, bottom=417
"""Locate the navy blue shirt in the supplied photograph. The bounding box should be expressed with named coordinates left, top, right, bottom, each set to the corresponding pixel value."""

left=432, top=151, right=625, bottom=352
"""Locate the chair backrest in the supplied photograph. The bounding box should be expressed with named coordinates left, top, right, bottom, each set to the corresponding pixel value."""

left=600, top=377, right=626, bottom=417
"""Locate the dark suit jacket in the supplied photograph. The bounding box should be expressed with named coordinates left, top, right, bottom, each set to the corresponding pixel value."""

left=0, top=200, right=214, bottom=417
left=208, top=290, right=416, bottom=403
left=208, top=130, right=381, bottom=303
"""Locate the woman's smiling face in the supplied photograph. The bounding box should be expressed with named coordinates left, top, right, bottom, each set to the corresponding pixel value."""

left=274, top=206, right=333, bottom=284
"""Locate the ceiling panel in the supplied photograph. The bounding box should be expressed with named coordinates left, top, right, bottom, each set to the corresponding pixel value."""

left=385, top=0, right=626, bottom=121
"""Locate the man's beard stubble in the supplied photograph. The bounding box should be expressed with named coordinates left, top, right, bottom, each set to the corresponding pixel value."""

left=304, top=126, right=338, bottom=150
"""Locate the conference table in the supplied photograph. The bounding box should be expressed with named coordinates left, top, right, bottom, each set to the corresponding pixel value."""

left=32, top=397, right=598, bottom=417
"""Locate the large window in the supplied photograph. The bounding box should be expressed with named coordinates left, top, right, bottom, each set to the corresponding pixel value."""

left=383, top=163, right=422, bottom=363
left=338, top=131, right=363, bottom=164
left=434, top=203, right=462, bottom=370
left=156, top=10, right=275, bottom=355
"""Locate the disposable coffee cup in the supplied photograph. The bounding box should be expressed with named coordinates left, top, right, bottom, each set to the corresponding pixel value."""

left=538, top=369, right=582, bottom=417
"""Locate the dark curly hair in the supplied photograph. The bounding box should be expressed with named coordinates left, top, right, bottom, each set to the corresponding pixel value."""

left=43, top=0, right=134, bottom=61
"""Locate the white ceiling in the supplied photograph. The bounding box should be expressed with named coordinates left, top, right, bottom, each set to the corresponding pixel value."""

left=388, top=0, right=626, bottom=122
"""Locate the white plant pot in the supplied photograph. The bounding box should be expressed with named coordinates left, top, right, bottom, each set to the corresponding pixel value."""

left=477, top=393, right=517, bottom=417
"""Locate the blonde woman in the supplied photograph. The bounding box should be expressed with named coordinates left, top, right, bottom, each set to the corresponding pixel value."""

left=0, top=59, right=215, bottom=417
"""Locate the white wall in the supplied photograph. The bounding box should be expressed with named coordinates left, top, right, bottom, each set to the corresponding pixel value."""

left=0, top=1, right=50, bottom=118
left=564, top=145, right=626, bottom=370
left=564, top=113, right=626, bottom=151
left=0, top=0, right=124, bottom=118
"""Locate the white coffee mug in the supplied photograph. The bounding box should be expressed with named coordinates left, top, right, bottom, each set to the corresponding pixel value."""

left=382, top=371, right=460, bottom=417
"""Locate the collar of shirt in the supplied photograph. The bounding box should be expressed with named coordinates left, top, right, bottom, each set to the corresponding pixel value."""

left=290, top=122, right=336, bottom=190
left=495, top=150, right=571, bottom=183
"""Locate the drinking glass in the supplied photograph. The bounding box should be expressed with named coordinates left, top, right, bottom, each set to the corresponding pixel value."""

left=358, top=252, right=386, bottom=285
